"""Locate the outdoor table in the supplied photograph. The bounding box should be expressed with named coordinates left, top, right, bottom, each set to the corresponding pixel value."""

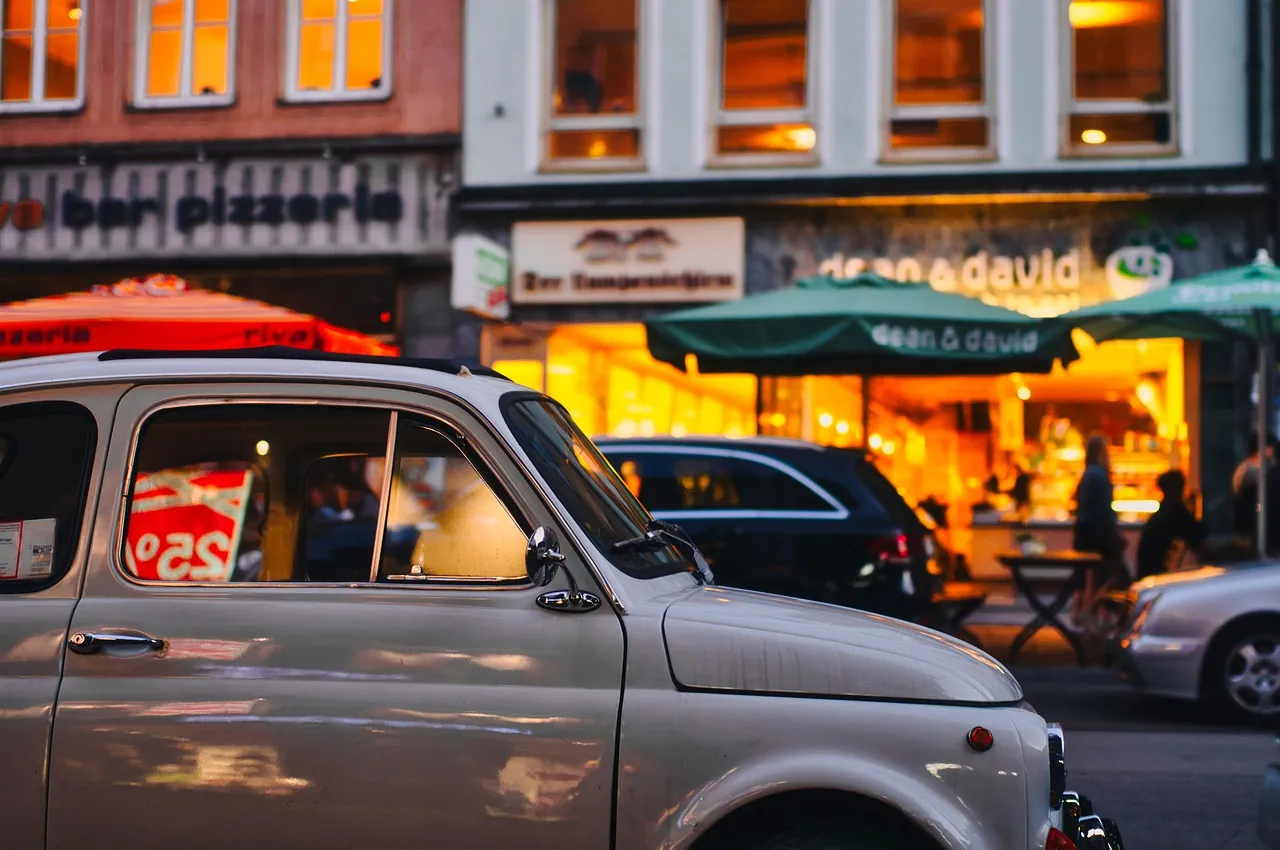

left=995, top=549, right=1106, bottom=666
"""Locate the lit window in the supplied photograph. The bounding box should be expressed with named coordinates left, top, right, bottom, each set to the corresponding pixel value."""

left=0, top=0, right=85, bottom=112
left=285, top=0, right=391, bottom=102
left=886, top=0, right=991, bottom=160
left=134, top=0, right=235, bottom=107
left=1064, top=0, right=1173, bottom=155
left=544, top=0, right=642, bottom=170
left=713, top=0, right=814, bottom=164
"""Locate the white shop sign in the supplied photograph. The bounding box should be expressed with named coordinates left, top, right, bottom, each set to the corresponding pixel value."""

left=511, top=217, right=745, bottom=305
left=451, top=233, right=511, bottom=321
left=0, top=154, right=455, bottom=260
left=818, top=245, right=1173, bottom=317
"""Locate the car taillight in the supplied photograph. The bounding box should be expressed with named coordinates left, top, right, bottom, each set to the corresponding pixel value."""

left=871, top=533, right=910, bottom=561
left=1046, top=827, right=1076, bottom=850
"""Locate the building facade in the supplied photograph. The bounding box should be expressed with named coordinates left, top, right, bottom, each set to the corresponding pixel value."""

left=0, top=0, right=462, bottom=348
left=454, top=0, right=1276, bottom=543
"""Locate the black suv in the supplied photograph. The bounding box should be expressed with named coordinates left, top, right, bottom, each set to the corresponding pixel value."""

left=595, top=436, right=942, bottom=623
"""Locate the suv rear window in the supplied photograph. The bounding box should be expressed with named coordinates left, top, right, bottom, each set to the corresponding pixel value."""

left=0, top=402, right=98, bottom=592
left=838, top=450, right=925, bottom=532
left=603, top=452, right=835, bottom=513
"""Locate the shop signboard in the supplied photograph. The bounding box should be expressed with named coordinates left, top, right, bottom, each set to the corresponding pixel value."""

left=511, top=217, right=745, bottom=305
left=0, top=153, right=455, bottom=260
left=451, top=233, right=511, bottom=320
left=123, top=467, right=254, bottom=583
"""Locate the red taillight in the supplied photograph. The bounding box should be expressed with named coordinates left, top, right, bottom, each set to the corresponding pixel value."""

left=1046, top=827, right=1076, bottom=850
left=871, top=534, right=911, bottom=561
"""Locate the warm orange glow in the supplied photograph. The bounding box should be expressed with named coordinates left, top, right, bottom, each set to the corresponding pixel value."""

left=1069, top=0, right=1161, bottom=28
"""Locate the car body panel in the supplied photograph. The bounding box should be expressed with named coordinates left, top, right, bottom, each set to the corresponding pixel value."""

left=1117, top=561, right=1280, bottom=701
left=664, top=586, right=1023, bottom=703
left=45, top=381, right=627, bottom=850
left=0, top=384, right=123, bottom=850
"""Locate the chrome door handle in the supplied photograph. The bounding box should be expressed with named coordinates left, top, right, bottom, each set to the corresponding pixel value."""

left=68, top=632, right=166, bottom=655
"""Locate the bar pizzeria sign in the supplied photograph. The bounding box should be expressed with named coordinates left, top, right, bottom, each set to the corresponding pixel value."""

left=0, top=154, right=452, bottom=259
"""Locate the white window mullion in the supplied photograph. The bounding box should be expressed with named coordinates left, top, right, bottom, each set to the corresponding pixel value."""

left=334, top=1, right=349, bottom=95
left=31, top=0, right=49, bottom=106
left=178, top=0, right=196, bottom=98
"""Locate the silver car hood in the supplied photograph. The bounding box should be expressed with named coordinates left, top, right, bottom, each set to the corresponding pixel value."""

left=662, top=587, right=1023, bottom=705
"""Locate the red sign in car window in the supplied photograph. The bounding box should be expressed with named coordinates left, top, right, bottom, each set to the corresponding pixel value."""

left=124, top=467, right=254, bottom=582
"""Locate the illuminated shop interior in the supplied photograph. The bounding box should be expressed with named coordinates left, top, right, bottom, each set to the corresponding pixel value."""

left=485, top=323, right=1190, bottom=572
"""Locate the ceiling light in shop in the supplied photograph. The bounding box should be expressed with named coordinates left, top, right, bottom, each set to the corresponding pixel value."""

left=769, top=412, right=787, bottom=428
left=1080, top=129, right=1108, bottom=145
left=68, top=6, right=82, bottom=20
left=835, top=420, right=850, bottom=435
left=788, top=127, right=817, bottom=151
left=868, top=433, right=884, bottom=450
left=1016, top=386, right=1031, bottom=401
left=882, top=440, right=897, bottom=456
left=819, top=412, right=834, bottom=428
left=255, top=441, right=270, bottom=457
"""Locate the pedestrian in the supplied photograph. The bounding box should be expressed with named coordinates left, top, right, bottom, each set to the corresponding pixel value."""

left=1072, top=435, right=1128, bottom=624
left=1136, top=469, right=1206, bottom=580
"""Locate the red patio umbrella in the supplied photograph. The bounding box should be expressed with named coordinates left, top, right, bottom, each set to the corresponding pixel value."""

left=0, top=274, right=398, bottom=358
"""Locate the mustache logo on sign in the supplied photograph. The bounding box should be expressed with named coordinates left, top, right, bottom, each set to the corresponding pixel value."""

left=574, top=228, right=679, bottom=263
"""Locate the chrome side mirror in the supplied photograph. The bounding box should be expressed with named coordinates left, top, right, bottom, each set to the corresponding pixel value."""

left=525, top=526, right=565, bottom=587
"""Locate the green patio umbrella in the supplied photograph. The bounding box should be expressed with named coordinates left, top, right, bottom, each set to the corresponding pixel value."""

left=645, top=273, right=1079, bottom=378
left=1061, top=249, right=1280, bottom=554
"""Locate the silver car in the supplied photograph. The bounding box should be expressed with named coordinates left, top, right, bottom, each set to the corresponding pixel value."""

left=1115, top=561, right=1280, bottom=723
left=0, top=349, right=1122, bottom=850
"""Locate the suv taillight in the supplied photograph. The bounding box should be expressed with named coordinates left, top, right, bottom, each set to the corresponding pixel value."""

left=871, top=533, right=910, bottom=561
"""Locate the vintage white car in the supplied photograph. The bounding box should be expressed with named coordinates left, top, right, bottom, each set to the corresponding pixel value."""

left=0, top=349, right=1121, bottom=850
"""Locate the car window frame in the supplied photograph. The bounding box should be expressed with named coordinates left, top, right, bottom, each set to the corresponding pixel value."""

left=113, top=396, right=537, bottom=591
left=0, top=399, right=100, bottom=595
left=599, top=444, right=849, bottom=521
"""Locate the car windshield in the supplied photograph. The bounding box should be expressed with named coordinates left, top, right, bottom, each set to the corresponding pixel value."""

left=503, top=395, right=693, bottom=580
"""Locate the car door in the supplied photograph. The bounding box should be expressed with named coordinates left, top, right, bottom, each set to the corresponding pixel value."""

left=0, top=388, right=114, bottom=850
left=47, top=382, right=626, bottom=850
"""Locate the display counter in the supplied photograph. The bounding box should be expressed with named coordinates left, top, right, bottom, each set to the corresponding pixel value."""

left=968, top=516, right=1143, bottom=581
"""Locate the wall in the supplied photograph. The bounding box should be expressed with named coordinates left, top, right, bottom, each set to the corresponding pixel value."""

left=2, top=0, right=462, bottom=149
left=463, top=0, right=1251, bottom=186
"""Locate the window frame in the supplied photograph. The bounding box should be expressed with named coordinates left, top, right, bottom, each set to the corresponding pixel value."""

left=282, top=0, right=393, bottom=105
left=539, top=0, right=647, bottom=173
left=1058, top=0, right=1178, bottom=158
left=114, top=397, right=535, bottom=591
left=131, top=0, right=238, bottom=109
left=599, top=444, right=849, bottom=521
left=880, top=0, right=996, bottom=164
left=0, top=0, right=88, bottom=114
left=0, top=400, right=99, bottom=595
left=707, top=0, right=819, bottom=169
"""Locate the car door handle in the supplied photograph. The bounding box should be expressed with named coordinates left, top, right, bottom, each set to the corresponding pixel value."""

left=68, top=632, right=166, bottom=656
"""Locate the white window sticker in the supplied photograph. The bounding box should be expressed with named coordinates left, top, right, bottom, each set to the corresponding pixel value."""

left=0, top=519, right=57, bottom=581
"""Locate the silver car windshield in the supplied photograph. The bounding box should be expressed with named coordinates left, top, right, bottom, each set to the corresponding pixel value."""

left=503, top=395, right=692, bottom=580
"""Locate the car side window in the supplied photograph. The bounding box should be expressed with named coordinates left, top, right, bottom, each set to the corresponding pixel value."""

left=0, top=402, right=97, bottom=592
left=377, top=417, right=528, bottom=583
left=122, top=403, right=391, bottom=584
left=605, top=451, right=834, bottom=513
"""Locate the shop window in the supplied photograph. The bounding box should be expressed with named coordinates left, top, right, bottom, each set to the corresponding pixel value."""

left=376, top=418, right=528, bottom=583
left=601, top=451, right=839, bottom=516
left=712, top=0, right=814, bottom=165
left=134, top=0, right=235, bottom=108
left=544, top=0, right=643, bottom=171
left=0, top=402, right=97, bottom=592
left=285, top=0, right=390, bottom=103
left=885, top=0, right=991, bottom=161
left=1063, top=0, right=1174, bottom=156
left=0, top=0, right=85, bottom=113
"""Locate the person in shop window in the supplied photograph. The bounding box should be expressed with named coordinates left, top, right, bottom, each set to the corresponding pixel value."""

left=1072, top=436, right=1128, bottom=623
left=1136, top=469, right=1207, bottom=580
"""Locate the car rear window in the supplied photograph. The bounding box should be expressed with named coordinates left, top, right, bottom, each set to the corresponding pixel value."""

left=836, top=450, right=925, bottom=532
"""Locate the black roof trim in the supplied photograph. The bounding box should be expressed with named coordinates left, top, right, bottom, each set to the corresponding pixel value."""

left=97, top=347, right=511, bottom=381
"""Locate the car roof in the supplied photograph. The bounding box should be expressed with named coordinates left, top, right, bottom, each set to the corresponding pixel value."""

left=0, top=348, right=520, bottom=405
left=594, top=434, right=861, bottom=454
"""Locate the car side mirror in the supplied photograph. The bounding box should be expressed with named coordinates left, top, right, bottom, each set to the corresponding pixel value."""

left=526, top=526, right=602, bottom=614
left=525, top=526, right=565, bottom=587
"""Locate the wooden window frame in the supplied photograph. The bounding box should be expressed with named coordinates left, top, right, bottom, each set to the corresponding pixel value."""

left=0, top=0, right=87, bottom=114
left=283, top=0, right=393, bottom=104
left=132, top=0, right=238, bottom=109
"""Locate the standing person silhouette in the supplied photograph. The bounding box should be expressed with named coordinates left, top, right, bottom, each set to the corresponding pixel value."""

left=1072, top=436, right=1127, bottom=624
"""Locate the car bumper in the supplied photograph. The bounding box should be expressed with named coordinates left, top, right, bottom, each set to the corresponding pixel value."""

left=1060, top=791, right=1126, bottom=850
left=1259, top=763, right=1280, bottom=850
left=1111, top=632, right=1205, bottom=701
